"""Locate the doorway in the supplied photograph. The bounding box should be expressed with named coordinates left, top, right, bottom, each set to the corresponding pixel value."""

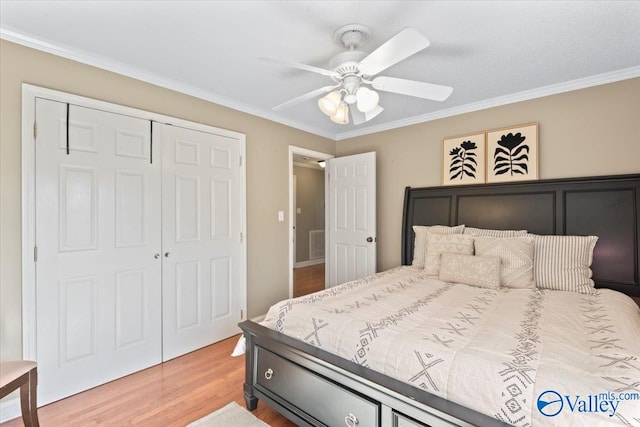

left=288, top=146, right=333, bottom=298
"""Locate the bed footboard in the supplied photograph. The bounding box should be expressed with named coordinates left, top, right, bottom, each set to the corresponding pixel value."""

left=239, top=320, right=506, bottom=427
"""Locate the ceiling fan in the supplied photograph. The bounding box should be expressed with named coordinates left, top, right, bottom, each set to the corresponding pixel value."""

left=262, top=24, right=453, bottom=125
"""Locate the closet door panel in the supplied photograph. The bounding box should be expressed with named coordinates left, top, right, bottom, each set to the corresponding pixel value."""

left=35, top=99, right=162, bottom=405
left=161, top=124, right=242, bottom=361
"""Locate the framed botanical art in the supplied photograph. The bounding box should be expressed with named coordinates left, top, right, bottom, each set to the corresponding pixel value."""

left=442, top=132, right=486, bottom=186
left=486, top=123, right=538, bottom=183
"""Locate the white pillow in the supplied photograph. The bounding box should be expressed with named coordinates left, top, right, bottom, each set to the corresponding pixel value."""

left=475, top=236, right=535, bottom=289
left=464, top=227, right=528, bottom=238
left=439, top=253, right=501, bottom=289
left=424, top=233, right=474, bottom=276
left=531, top=234, right=599, bottom=294
left=412, top=225, right=465, bottom=268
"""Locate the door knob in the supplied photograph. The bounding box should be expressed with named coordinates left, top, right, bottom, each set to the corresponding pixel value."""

left=164, top=252, right=170, bottom=257
left=154, top=253, right=160, bottom=259
left=366, top=237, right=373, bottom=243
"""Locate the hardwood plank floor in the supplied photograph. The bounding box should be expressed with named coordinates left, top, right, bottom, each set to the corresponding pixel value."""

left=293, top=263, right=325, bottom=297
left=1, top=266, right=326, bottom=426
left=0, top=336, right=295, bottom=427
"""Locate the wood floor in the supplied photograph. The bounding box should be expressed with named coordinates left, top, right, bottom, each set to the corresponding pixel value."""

left=293, top=263, right=325, bottom=297
left=0, top=336, right=295, bottom=427
left=0, top=266, right=325, bottom=426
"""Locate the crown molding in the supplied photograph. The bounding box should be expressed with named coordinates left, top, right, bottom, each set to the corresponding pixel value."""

left=0, top=27, right=338, bottom=141
left=335, top=66, right=640, bottom=141
left=3, top=27, right=638, bottom=143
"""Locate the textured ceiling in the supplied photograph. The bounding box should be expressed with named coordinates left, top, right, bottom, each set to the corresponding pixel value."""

left=2, top=1, right=639, bottom=140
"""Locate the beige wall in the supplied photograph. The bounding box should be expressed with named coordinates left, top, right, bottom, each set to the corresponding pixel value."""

left=2, top=38, right=638, bottom=364
left=293, top=165, right=325, bottom=263
left=0, top=40, right=335, bottom=361
left=336, top=78, right=640, bottom=272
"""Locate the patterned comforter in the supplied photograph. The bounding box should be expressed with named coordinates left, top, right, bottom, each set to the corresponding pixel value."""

left=261, top=267, right=640, bottom=426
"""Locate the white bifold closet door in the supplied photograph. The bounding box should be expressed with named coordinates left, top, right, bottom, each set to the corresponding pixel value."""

left=35, top=99, right=162, bottom=404
left=160, top=124, right=242, bottom=361
left=34, top=99, right=243, bottom=404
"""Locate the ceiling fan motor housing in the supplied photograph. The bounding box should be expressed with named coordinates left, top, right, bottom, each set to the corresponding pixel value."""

left=330, top=50, right=368, bottom=77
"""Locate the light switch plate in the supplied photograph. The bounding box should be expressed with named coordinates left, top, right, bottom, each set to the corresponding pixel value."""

left=278, top=211, right=284, bottom=222
left=297, top=208, right=302, bottom=214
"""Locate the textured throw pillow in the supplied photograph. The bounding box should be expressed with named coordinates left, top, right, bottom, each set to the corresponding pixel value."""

left=412, top=224, right=465, bottom=268
left=475, top=236, right=535, bottom=289
left=463, top=227, right=528, bottom=238
left=439, top=253, right=501, bottom=289
left=424, top=233, right=474, bottom=276
left=532, top=234, right=599, bottom=294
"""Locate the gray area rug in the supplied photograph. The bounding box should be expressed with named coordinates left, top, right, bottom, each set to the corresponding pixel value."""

left=187, top=402, right=270, bottom=426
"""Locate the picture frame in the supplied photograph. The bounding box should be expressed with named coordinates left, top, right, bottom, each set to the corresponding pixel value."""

left=442, top=132, right=486, bottom=186
left=486, top=123, right=538, bottom=183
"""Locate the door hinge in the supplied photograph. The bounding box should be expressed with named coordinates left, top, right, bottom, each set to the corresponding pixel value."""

left=240, top=309, right=244, bottom=319
left=34, top=246, right=38, bottom=262
left=33, top=122, right=37, bottom=140
left=239, top=155, right=243, bottom=167
left=240, top=232, right=243, bottom=243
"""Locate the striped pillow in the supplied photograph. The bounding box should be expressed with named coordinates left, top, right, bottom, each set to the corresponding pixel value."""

left=412, top=225, right=465, bottom=268
left=464, top=227, right=528, bottom=237
left=475, top=236, right=535, bottom=289
left=532, top=234, right=599, bottom=294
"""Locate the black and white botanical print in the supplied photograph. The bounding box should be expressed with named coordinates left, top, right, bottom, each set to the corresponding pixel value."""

left=486, top=123, right=538, bottom=183
left=493, top=132, right=529, bottom=176
left=443, top=132, right=487, bottom=185
left=449, top=140, right=478, bottom=180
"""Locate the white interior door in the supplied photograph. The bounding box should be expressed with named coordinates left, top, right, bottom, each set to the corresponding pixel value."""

left=161, top=124, right=243, bottom=361
left=35, top=99, right=162, bottom=404
left=327, top=152, right=377, bottom=287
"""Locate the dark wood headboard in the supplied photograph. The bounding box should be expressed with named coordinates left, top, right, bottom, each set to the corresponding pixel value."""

left=401, top=174, right=640, bottom=297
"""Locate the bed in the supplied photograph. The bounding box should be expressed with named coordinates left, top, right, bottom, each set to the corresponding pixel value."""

left=239, top=174, right=640, bottom=427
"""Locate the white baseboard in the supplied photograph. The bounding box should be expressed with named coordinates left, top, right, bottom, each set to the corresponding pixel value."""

left=294, top=258, right=325, bottom=268
left=0, top=396, right=20, bottom=424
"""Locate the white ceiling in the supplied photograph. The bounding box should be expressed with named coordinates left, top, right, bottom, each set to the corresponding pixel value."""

left=2, top=1, right=639, bottom=141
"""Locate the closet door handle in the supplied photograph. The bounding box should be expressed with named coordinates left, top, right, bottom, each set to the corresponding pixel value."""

left=164, top=252, right=170, bottom=258
left=154, top=253, right=160, bottom=259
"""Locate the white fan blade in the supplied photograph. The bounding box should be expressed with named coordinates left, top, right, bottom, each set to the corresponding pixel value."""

left=260, top=57, right=339, bottom=78
left=273, top=85, right=340, bottom=111
left=351, top=105, right=384, bottom=125
left=357, top=28, right=430, bottom=76
left=350, top=107, right=366, bottom=125
left=371, top=76, right=453, bottom=101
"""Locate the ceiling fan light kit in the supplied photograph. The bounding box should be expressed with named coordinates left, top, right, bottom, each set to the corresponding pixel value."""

left=356, top=87, right=379, bottom=113
left=318, top=90, right=342, bottom=115
left=264, top=24, right=453, bottom=125
left=330, top=102, right=350, bottom=124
